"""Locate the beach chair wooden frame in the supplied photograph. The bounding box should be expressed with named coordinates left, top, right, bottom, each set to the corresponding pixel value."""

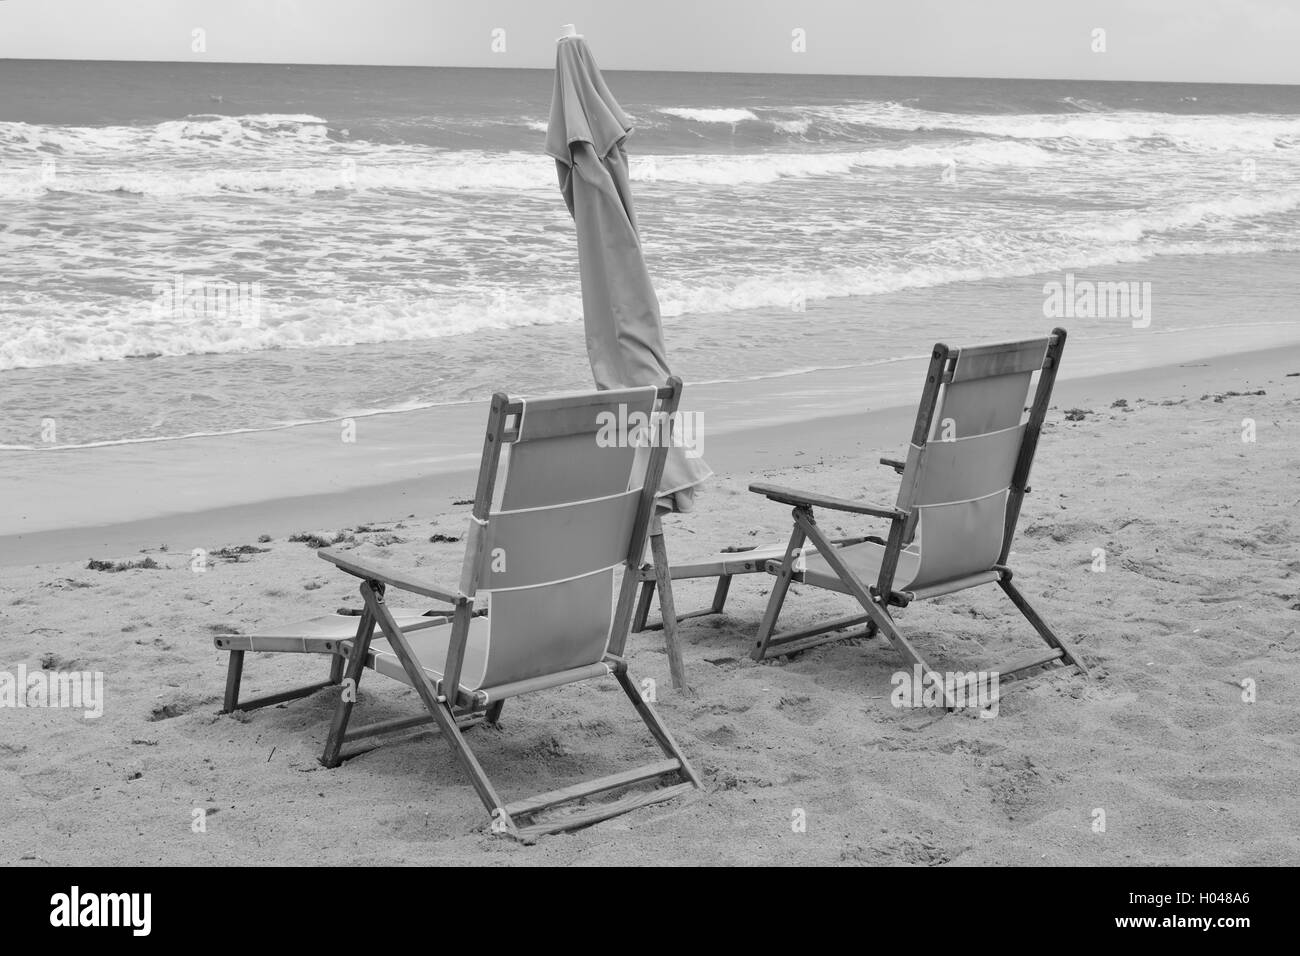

left=629, top=525, right=792, bottom=690
left=215, top=380, right=701, bottom=842
left=630, top=531, right=873, bottom=681
left=748, top=328, right=1087, bottom=709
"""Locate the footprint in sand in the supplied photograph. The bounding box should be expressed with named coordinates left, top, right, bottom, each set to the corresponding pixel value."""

left=775, top=694, right=828, bottom=726
left=147, top=693, right=208, bottom=721
left=978, top=754, right=1047, bottom=819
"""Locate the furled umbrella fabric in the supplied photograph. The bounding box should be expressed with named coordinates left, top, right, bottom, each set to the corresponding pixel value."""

left=546, top=35, right=712, bottom=512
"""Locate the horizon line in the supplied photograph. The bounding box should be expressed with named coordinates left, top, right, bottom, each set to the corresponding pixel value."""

left=1, top=57, right=1297, bottom=89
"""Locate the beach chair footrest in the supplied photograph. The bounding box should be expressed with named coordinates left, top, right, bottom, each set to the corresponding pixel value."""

left=639, top=605, right=726, bottom=632
left=511, top=781, right=696, bottom=842
left=227, top=679, right=337, bottom=713
left=335, top=710, right=485, bottom=762
left=504, top=757, right=683, bottom=820
left=756, top=612, right=874, bottom=658
left=340, top=709, right=482, bottom=744
left=997, top=647, right=1065, bottom=681
left=758, top=630, right=865, bottom=660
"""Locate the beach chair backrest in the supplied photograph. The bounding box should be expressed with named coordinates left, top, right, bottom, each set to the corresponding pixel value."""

left=892, top=329, right=1065, bottom=592
left=456, top=383, right=676, bottom=690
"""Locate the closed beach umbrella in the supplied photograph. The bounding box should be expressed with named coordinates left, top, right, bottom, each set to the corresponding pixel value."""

left=546, top=26, right=711, bottom=511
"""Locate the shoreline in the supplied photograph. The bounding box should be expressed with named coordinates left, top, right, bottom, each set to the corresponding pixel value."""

left=6, top=249, right=1300, bottom=448
left=3, top=341, right=1296, bottom=566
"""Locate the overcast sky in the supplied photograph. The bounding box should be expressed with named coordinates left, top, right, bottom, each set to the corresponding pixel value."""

left=1, top=0, right=1296, bottom=84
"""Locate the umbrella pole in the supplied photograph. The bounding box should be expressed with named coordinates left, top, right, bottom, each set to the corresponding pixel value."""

left=648, top=515, right=691, bottom=694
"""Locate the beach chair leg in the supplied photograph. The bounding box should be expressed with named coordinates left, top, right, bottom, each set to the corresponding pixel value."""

left=358, top=582, right=514, bottom=822
left=998, top=574, right=1089, bottom=677
left=752, top=518, right=806, bottom=661
left=320, top=589, right=381, bottom=768
left=485, top=700, right=505, bottom=725
left=439, top=670, right=701, bottom=843
left=636, top=572, right=734, bottom=633
left=433, top=700, right=517, bottom=836
left=614, top=667, right=702, bottom=788
left=648, top=520, right=690, bottom=693
left=632, top=578, right=656, bottom=633
left=349, top=585, right=697, bottom=843
left=710, top=574, right=732, bottom=615
left=484, top=671, right=703, bottom=841
left=861, top=605, right=950, bottom=705
left=221, top=650, right=244, bottom=714
left=220, top=645, right=344, bottom=716
left=795, top=510, right=957, bottom=709
left=359, top=583, right=516, bottom=835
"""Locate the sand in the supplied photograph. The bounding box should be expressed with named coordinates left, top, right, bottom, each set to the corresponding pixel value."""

left=2, top=346, right=1298, bottom=865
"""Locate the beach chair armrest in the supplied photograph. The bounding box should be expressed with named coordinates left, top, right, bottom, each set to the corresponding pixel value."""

left=748, top=483, right=906, bottom=521
left=879, top=457, right=906, bottom=473
left=318, top=549, right=466, bottom=605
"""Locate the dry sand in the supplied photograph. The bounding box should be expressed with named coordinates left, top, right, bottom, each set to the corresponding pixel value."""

left=2, top=348, right=1298, bottom=865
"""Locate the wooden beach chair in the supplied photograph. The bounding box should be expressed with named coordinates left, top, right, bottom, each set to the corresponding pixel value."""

left=214, top=381, right=701, bottom=841
left=748, top=328, right=1087, bottom=707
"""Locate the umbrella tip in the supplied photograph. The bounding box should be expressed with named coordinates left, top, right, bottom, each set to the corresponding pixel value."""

left=557, top=23, right=582, bottom=42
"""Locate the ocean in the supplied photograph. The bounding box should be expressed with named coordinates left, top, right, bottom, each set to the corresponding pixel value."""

left=3, top=60, right=1300, bottom=450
